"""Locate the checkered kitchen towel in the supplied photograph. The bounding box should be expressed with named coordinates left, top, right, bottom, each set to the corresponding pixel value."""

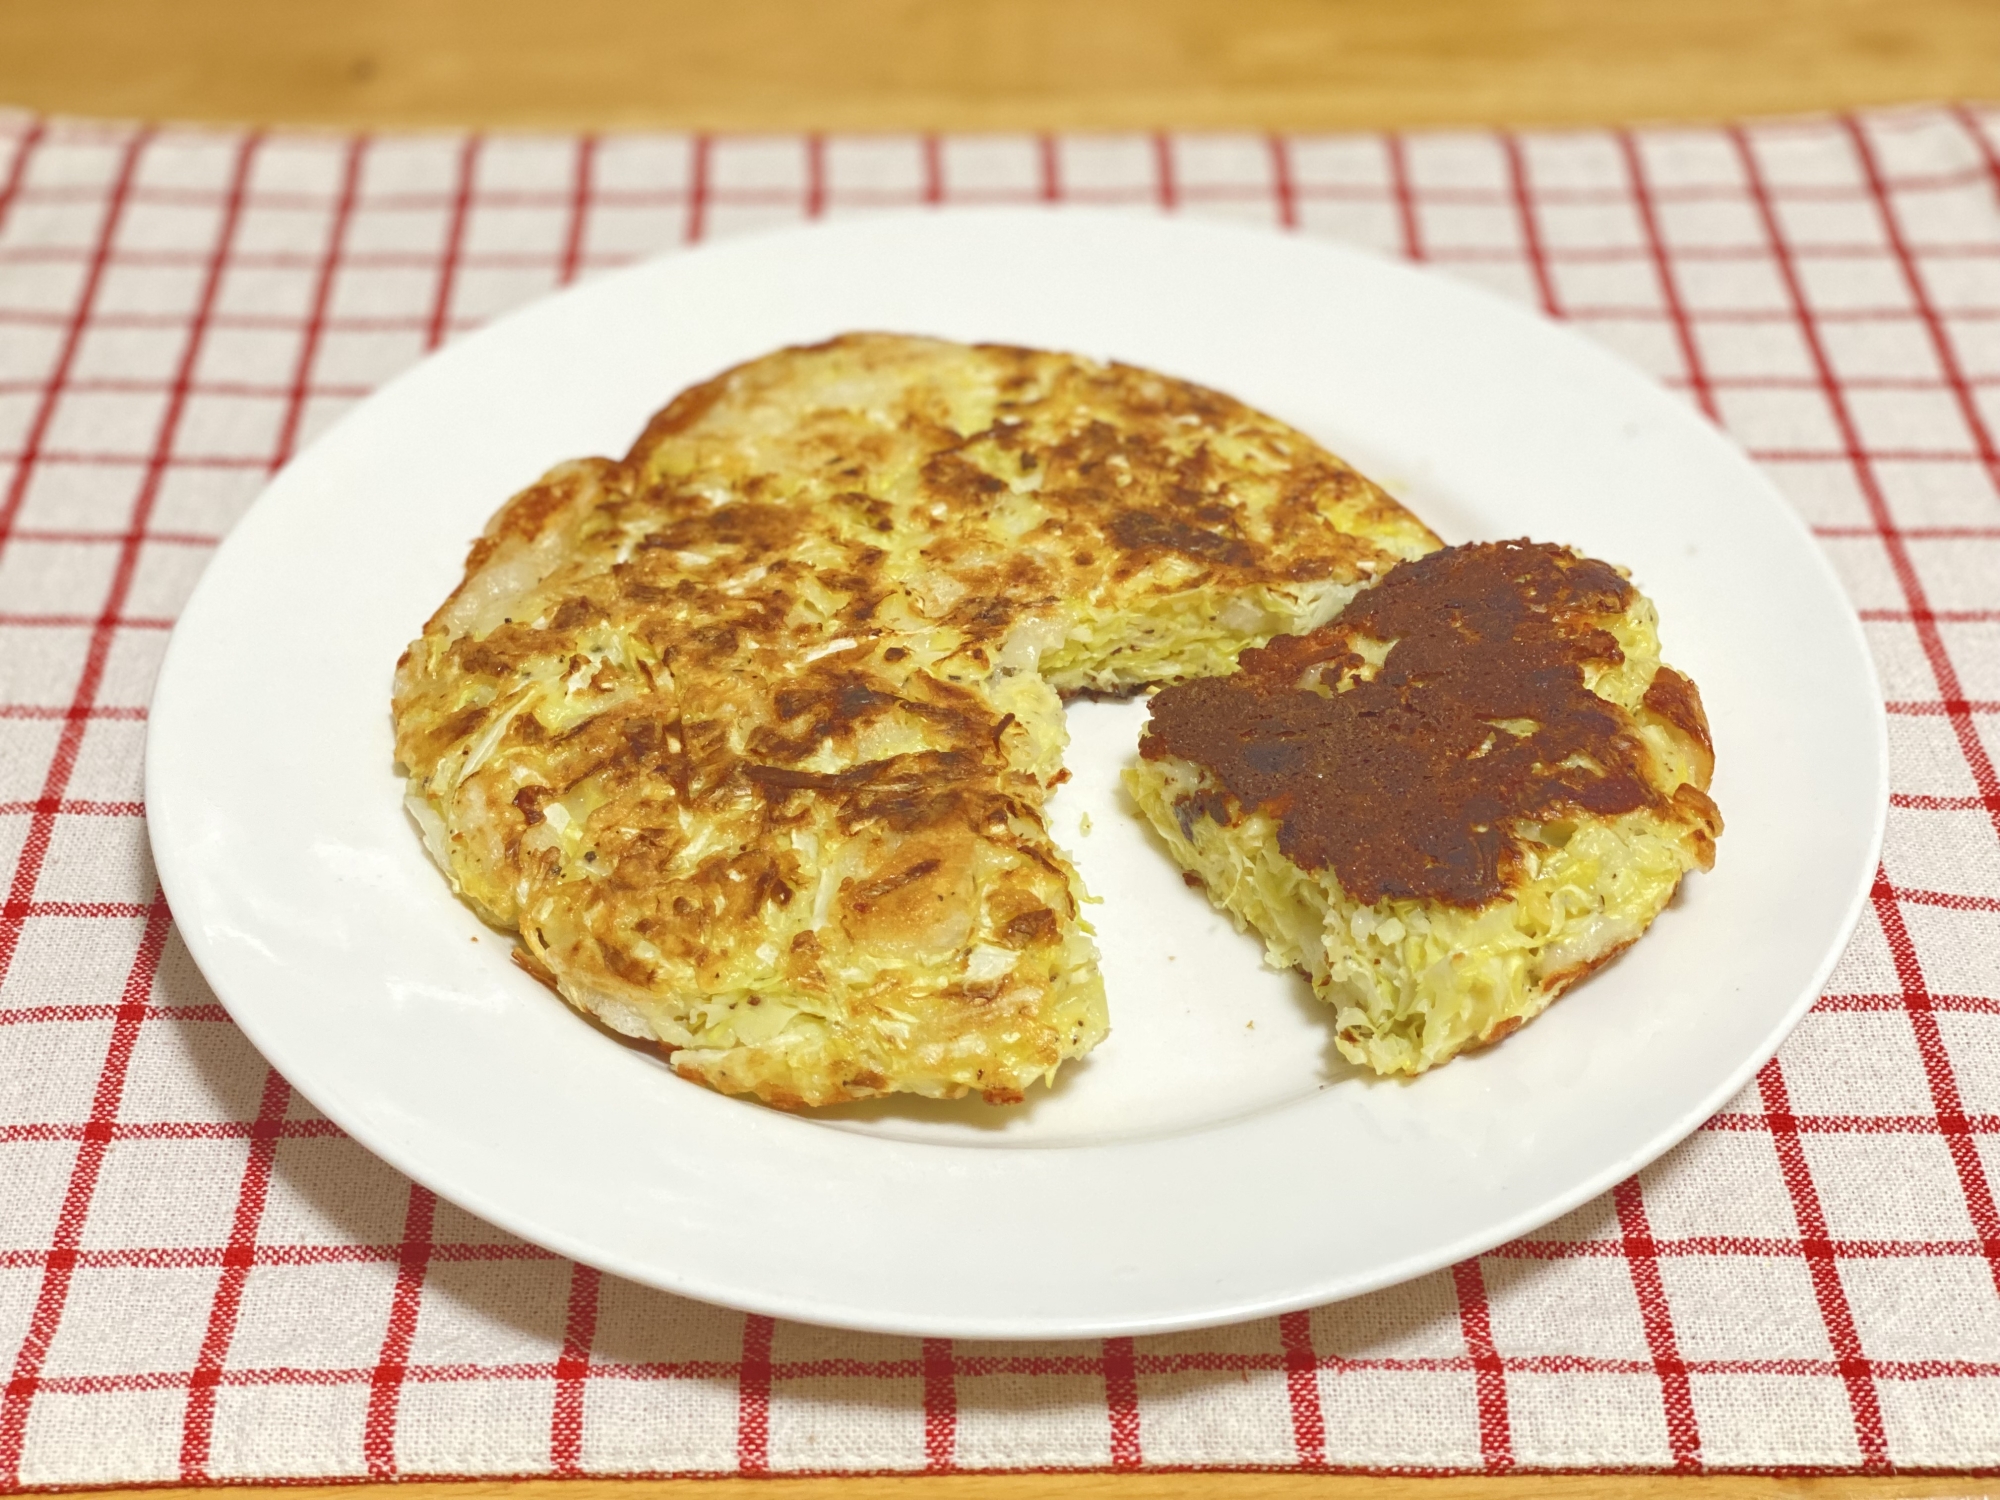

left=1, top=105, right=1998, bottom=1486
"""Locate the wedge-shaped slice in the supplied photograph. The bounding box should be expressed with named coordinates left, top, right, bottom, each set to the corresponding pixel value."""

left=1127, top=540, right=1722, bottom=1075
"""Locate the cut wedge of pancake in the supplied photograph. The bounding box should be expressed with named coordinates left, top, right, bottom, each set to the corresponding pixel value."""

left=1127, top=540, right=1722, bottom=1076
left=391, top=333, right=1440, bottom=1107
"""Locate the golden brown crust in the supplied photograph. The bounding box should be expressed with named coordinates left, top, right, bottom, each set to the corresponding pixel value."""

left=393, top=333, right=1442, bottom=1107
left=1643, top=665, right=1716, bottom=783
left=619, top=335, right=1441, bottom=661
left=1536, top=934, right=1642, bottom=1008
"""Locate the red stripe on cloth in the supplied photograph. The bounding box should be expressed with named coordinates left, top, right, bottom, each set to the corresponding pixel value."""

left=0, top=608, right=186, bottom=631
left=685, top=135, right=712, bottom=245
left=0, top=904, right=149, bottom=928
left=0, top=1005, right=234, bottom=1031
left=1153, top=132, right=1178, bottom=212
left=1277, top=1310, right=1327, bottom=1468
left=26, top=231, right=2000, bottom=274
left=0, top=449, right=279, bottom=469
left=1822, top=524, right=2000, bottom=539
left=1887, top=700, right=2000, bottom=718
left=1755, top=1057, right=1890, bottom=1470
left=1846, top=117, right=2000, bottom=497
left=1450, top=1259, right=1513, bottom=1471
left=1620, top=130, right=1720, bottom=421
left=1722, top=376, right=2000, bottom=397
left=0, top=1116, right=337, bottom=1143
left=1038, top=134, right=1061, bottom=203
left=1848, top=604, right=1992, bottom=624
left=549, top=1262, right=600, bottom=1476
left=3, top=155, right=1982, bottom=206
left=1735, top=126, right=2000, bottom=856
left=1871, top=872, right=2000, bottom=1300
left=0, top=127, right=254, bottom=1013
left=559, top=135, right=596, bottom=286
left=1702, top=1109, right=2000, bottom=1136
left=0, top=887, right=171, bottom=1485
left=804, top=133, right=827, bottom=221
left=1292, top=238, right=2000, bottom=268
left=0, top=130, right=147, bottom=567
left=0, top=798, right=144, bottom=817
left=0, top=297, right=1961, bottom=332
left=0, top=1238, right=560, bottom=1274
left=363, top=1184, right=438, bottom=1478
left=1612, top=1178, right=1702, bottom=1469
left=1102, top=1336, right=1142, bottom=1469
left=1386, top=133, right=1423, bottom=261
left=921, top=1337, right=956, bottom=1471
left=1883, top=884, right=2000, bottom=913
left=1488, top=1228, right=2000, bottom=1261
left=1952, top=104, right=2000, bottom=202
left=0, top=706, right=145, bottom=723
left=1268, top=135, right=1299, bottom=230
left=425, top=136, right=481, bottom=352
left=16, top=1347, right=2000, bottom=1397
left=921, top=134, right=944, bottom=205
left=180, top=1066, right=292, bottom=1480
left=18, top=1348, right=2000, bottom=1392
left=1501, top=134, right=1560, bottom=317
left=269, top=136, right=364, bottom=475
left=1753, top=441, right=1992, bottom=462
left=735, top=1314, right=774, bottom=1473
left=1818, top=990, right=2000, bottom=1015
left=0, top=119, right=46, bottom=237
left=0, top=243, right=671, bottom=273
left=1755, top=446, right=1996, bottom=462
left=3, top=527, right=214, bottom=546
left=11, top=1344, right=2000, bottom=1392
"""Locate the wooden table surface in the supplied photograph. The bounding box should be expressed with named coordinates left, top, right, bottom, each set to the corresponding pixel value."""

left=7, top=1, right=1998, bottom=1496
left=0, top=0, right=1997, bottom=132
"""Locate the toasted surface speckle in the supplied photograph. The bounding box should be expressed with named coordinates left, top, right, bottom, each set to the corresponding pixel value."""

left=1128, top=540, right=1723, bottom=1077
left=391, top=333, right=1439, bottom=1107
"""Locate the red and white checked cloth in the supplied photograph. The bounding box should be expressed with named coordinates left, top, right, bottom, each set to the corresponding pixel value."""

left=0, top=104, right=1997, bottom=1487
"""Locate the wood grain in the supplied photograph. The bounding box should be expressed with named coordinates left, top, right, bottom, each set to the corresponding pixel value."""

left=1, top=0, right=1998, bottom=132
left=43, top=1476, right=2000, bottom=1499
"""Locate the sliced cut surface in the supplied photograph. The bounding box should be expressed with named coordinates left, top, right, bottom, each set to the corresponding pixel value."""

left=1128, top=539, right=1723, bottom=1076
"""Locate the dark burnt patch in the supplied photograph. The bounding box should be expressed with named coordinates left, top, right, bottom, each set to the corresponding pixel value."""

left=615, top=568, right=669, bottom=604
left=944, top=595, right=1017, bottom=640
left=1107, top=508, right=1254, bottom=570
left=745, top=760, right=888, bottom=794
left=549, top=596, right=597, bottom=631
left=1001, top=906, right=1059, bottom=947
left=452, top=639, right=516, bottom=678
left=922, top=450, right=1008, bottom=505
left=436, top=703, right=489, bottom=747
left=1141, top=541, right=1663, bottom=908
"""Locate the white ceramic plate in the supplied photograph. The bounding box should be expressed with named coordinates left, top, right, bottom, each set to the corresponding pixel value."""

left=147, top=209, right=1886, bottom=1338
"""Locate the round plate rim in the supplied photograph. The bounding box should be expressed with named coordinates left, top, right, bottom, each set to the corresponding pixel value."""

left=145, top=207, right=1889, bottom=1338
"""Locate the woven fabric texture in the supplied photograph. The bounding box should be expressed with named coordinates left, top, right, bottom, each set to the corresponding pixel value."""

left=0, top=106, right=1997, bottom=1485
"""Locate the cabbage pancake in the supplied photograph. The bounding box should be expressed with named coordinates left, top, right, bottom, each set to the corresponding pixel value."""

left=392, top=333, right=1440, bottom=1108
left=1127, top=540, right=1722, bottom=1076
